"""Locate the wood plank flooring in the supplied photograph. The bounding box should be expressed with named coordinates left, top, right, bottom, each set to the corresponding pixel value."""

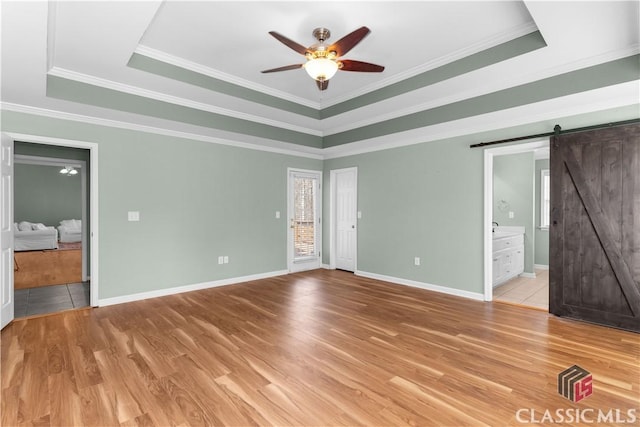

left=2, top=269, right=639, bottom=426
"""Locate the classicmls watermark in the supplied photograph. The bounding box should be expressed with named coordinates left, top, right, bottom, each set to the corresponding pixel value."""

left=515, top=365, right=638, bottom=424
left=558, top=365, right=593, bottom=402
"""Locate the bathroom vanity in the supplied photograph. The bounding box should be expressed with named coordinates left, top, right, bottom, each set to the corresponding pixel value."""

left=492, top=226, right=525, bottom=287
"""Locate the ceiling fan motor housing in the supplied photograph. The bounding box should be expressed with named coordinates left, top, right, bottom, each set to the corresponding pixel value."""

left=312, top=27, right=331, bottom=42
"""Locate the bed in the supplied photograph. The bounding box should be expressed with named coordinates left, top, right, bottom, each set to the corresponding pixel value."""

left=58, top=219, right=82, bottom=243
left=14, top=221, right=59, bottom=251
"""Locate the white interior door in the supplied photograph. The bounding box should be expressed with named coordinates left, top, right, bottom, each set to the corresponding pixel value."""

left=288, top=169, right=322, bottom=272
left=1, top=134, right=14, bottom=329
left=333, top=168, right=357, bottom=271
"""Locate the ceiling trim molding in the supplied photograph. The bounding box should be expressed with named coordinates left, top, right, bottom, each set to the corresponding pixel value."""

left=1, top=102, right=324, bottom=160
left=322, top=45, right=640, bottom=136
left=134, top=45, right=321, bottom=110
left=321, top=22, right=539, bottom=108
left=134, top=23, right=539, bottom=113
left=46, top=1, right=57, bottom=72
left=322, top=81, right=639, bottom=159
left=47, top=67, right=323, bottom=137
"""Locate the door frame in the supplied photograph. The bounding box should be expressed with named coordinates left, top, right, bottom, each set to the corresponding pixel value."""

left=329, top=167, right=358, bottom=271
left=4, top=132, right=99, bottom=307
left=287, top=168, right=322, bottom=273
left=483, top=138, right=548, bottom=301
left=14, top=155, right=89, bottom=281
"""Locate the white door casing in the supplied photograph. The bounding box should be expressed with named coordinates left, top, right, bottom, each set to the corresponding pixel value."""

left=331, top=168, right=357, bottom=271
left=1, top=134, right=14, bottom=329
left=287, top=168, right=322, bottom=272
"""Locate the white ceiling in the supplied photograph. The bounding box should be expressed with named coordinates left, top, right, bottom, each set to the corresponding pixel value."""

left=1, top=1, right=638, bottom=158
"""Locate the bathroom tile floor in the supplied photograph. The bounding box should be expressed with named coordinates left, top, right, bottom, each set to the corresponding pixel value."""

left=493, top=269, right=548, bottom=310
left=14, top=282, right=90, bottom=318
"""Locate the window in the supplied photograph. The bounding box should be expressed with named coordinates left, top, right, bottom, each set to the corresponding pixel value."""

left=540, top=169, right=550, bottom=228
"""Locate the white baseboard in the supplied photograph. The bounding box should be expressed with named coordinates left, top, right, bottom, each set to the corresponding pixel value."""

left=98, top=270, right=288, bottom=307
left=534, top=264, right=549, bottom=270
left=321, top=264, right=332, bottom=269
left=355, top=270, right=484, bottom=301
left=520, top=272, right=537, bottom=279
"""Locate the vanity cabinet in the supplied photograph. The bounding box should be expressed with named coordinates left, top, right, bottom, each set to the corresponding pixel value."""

left=492, top=233, right=524, bottom=286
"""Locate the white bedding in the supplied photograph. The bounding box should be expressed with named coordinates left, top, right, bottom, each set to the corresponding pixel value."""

left=14, top=227, right=58, bottom=251
left=58, top=219, right=82, bottom=243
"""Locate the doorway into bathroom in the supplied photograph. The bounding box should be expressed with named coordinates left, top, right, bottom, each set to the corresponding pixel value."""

left=484, top=139, right=550, bottom=311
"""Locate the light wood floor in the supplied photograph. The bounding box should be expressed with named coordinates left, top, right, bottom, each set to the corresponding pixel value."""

left=2, top=269, right=638, bottom=426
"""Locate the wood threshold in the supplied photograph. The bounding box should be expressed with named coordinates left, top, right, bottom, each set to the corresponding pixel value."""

left=2, top=269, right=638, bottom=426
left=493, top=299, right=549, bottom=312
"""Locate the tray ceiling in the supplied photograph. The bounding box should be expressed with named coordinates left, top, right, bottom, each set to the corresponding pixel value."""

left=1, top=1, right=638, bottom=158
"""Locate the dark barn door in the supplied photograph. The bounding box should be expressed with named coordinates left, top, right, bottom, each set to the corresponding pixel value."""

left=550, top=123, right=640, bottom=332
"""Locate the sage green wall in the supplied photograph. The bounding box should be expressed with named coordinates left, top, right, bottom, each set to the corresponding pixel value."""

left=2, top=111, right=321, bottom=300
left=14, top=164, right=82, bottom=226
left=493, top=152, right=535, bottom=274
left=323, top=137, right=484, bottom=293
left=3, top=105, right=638, bottom=300
left=322, top=105, right=638, bottom=295
left=535, top=158, right=550, bottom=266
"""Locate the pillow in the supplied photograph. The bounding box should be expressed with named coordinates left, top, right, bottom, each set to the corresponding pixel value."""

left=33, top=223, right=47, bottom=230
left=60, top=219, right=75, bottom=227
left=13, top=223, right=18, bottom=233
left=18, top=221, right=32, bottom=231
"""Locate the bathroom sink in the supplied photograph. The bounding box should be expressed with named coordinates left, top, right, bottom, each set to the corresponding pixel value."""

left=493, top=231, right=517, bottom=239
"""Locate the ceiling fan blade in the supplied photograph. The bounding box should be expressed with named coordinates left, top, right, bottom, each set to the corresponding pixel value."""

left=261, top=64, right=303, bottom=73
left=268, top=31, right=309, bottom=55
left=316, top=79, right=329, bottom=91
left=339, top=60, right=385, bottom=72
left=329, top=26, right=371, bottom=57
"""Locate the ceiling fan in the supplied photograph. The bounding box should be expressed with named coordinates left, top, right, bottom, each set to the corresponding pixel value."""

left=261, top=26, right=385, bottom=91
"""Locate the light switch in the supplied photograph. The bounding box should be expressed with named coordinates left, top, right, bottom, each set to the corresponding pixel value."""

left=128, top=211, right=140, bottom=221
left=218, top=256, right=224, bottom=265
left=275, top=211, right=280, bottom=219
left=223, top=256, right=229, bottom=264
left=357, top=211, right=362, bottom=219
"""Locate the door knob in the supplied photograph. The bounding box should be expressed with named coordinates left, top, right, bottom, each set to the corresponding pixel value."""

left=352, top=225, right=355, bottom=229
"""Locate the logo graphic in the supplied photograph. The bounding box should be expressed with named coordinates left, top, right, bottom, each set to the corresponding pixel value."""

left=558, top=365, right=593, bottom=402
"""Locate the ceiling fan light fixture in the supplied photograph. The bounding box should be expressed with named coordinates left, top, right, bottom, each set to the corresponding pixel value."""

left=304, top=57, right=339, bottom=81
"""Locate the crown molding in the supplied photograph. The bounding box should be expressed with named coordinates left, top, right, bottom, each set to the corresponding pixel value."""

left=322, top=44, right=640, bottom=136
left=1, top=102, right=324, bottom=160
left=320, top=22, right=540, bottom=109
left=3, top=80, right=636, bottom=162
left=322, top=81, right=639, bottom=159
left=47, top=67, right=323, bottom=137
left=134, top=45, right=321, bottom=110
left=46, top=1, right=57, bottom=72
left=135, top=23, right=538, bottom=112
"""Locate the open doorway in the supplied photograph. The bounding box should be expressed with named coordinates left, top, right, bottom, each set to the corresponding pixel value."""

left=0, top=132, right=99, bottom=328
left=483, top=139, right=550, bottom=310
left=13, top=147, right=89, bottom=317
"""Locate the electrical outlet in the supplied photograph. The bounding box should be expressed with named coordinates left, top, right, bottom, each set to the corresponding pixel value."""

left=127, top=211, right=140, bottom=221
left=414, top=257, right=421, bottom=266
left=223, top=256, right=229, bottom=264
left=218, top=256, right=224, bottom=265
left=509, top=211, right=515, bottom=219
left=275, top=211, right=280, bottom=219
